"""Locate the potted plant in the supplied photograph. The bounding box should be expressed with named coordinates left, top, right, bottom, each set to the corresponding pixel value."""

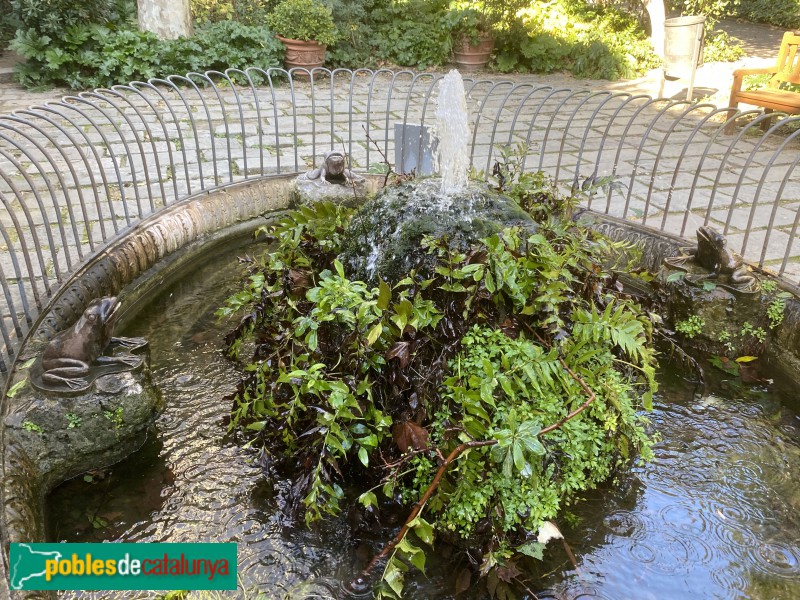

left=446, top=6, right=495, bottom=70
left=266, top=0, right=339, bottom=71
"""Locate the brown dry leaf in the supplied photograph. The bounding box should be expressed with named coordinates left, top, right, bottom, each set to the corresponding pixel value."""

left=392, top=421, right=429, bottom=452
left=500, top=317, right=519, bottom=339
left=454, top=567, right=471, bottom=596
left=386, top=341, right=412, bottom=368
left=288, top=269, right=312, bottom=296
left=495, top=560, right=523, bottom=583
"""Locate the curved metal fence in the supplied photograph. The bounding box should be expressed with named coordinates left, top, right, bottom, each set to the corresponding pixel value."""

left=1, top=67, right=799, bottom=379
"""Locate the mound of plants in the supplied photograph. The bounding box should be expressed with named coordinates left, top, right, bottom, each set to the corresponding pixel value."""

left=218, top=169, right=658, bottom=597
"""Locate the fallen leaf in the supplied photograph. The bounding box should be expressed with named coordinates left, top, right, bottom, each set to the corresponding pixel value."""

left=386, top=341, right=411, bottom=368
left=495, top=560, right=523, bottom=583
left=393, top=421, right=429, bottom=452
left=454, top=567, right=471, bottom=595
left=500, top=318, right=519, bottom=339
left=287, top=269, right=312, bottom=296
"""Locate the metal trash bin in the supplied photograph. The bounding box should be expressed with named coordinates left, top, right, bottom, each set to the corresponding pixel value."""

left=663, top=15, right=706, bottom=100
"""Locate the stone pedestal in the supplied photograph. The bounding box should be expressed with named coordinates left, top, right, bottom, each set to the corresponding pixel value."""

left=4, top=354, right=162, bottom=491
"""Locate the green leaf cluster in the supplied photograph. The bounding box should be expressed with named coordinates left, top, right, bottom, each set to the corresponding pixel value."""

left=492, top=0, right=659, bottom=79
left=731, top=0, right=800, bottom=29
left=220, top=173, right=658, bottom=596
left=9, top=0, right=134, bottom=36
left=266, top=0, right=339, bottom=46
left=11, top=20, right=285, bottom=89
left=191, top=0, right=274, bottom=27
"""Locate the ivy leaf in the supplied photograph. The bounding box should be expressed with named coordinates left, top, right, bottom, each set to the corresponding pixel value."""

left=366, top=322, right=383, bottom=346
left=454, top=568, right=471, bottom=595
left=666, top=271, right=685, bottom=283
left=709, top=355, right=740, bottom=376
left=409, top=516, right=434, bottom=546
left=358, top=491, right=378, bottom=508
left=702, top=280, right=717, bottom=291
left=494, top=561, right=523, bottom=583
left=377, top=279, right=391, bottom=310
left=517, top=541, right=545, bottom=560
left=405, top=551, right=425, bottom=575
left=383, top=558, right=406, bottom=596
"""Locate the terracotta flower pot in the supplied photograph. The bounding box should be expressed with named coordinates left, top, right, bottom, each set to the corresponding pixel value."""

left=453, top=33, right=494, bottom=71
left=277, top=36, right=327, bottom=71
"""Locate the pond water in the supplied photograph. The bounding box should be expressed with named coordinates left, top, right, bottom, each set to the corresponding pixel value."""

left=47, top=245, right=800, bottom=599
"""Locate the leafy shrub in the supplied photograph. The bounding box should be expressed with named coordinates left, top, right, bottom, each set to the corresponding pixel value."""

left=367, top=0, right=451, bottom=68
left=192, top=0, right=275, bottom=26
left=325, top=0, right=451, bottom=69
left=731, top=0, right=800, bottom=29
left=1, top=0, right=19, bottom=50
left=704, top=30, right=745, bottom=62
left=12, top=20, right=284, bottom=89
left=266, top=0, right=338, bottom=45
left=322, top=0, right=378, bottom=65
left=10, top=0, right=134, bottom=35
left=494, top=0, right=659, bottom=79
left=219, top=171, right=658, bottom=597
left=191, top=0, right=236, bottom=24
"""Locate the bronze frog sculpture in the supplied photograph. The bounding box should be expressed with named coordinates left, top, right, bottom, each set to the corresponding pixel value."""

left=34, top=296, right=145, bottom=392
left=306, top=151, right=364, bottom=185
left=665, top=226, right=756, bottom=290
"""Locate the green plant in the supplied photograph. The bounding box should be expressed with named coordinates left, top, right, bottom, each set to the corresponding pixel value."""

left=493, top=0, right=659, bottom=79
left=667, top=0, right=731, bottom=29
left=219, top=170, right=658, bottom=597
left=718, top=330, right=735, bottom=353
left=761, top=279, right=777, bottom=294
left=266, top=0, right=338, bottom=45
left=740, top=320, right=767, bottom=344
left=10, top=0, right=134, bottom=36
left=703, top=30, right=745, bottom=62
left=191, top=0, right=235, bottom=24
left=767, top=297, right=786, bottom=329
left=1, top=0, right=20, bottom=49
left=11, top=20, right=284, bottom=89
left=22, top=420, right=43, bottom=434
left=361, top=0, right=452, bottom=68
left=445, top=7, right=491, bottom=44
left=103, top=406, right=124, bottom=430
left=675, top=314, right=704, bottom=338
left=66, top=413, right=82, bottom=429
left=731, top=0, right=800, bottom=29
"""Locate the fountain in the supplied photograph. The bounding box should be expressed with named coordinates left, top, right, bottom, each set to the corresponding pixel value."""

left=1, top=67, right=800, bottom=599
left=340, top=70, right=537, bottom=283
left=435, top=70, right=471, bottom=195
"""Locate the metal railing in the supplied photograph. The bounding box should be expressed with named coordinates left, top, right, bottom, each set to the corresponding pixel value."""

left=1, top=67, right=799, bottom=379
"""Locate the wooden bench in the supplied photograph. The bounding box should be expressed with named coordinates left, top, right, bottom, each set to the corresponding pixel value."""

left=726, top=30, right=800, bottom=133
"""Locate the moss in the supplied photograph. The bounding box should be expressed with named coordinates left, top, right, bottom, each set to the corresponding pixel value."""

left=339, top=177, right=536, bottom=283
